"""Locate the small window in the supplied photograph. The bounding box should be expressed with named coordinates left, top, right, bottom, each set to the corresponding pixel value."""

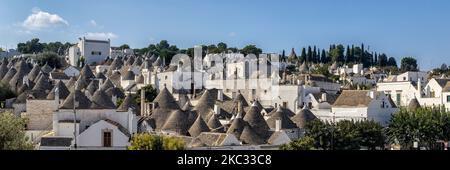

left=403, top=77, right=406, bottom=81
left=103, top=131, right=112, bottom=147
left=447, top=95, right=450, bottom=103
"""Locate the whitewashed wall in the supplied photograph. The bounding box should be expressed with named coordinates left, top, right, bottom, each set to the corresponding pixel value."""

left=77, top=120, right=130, bottom=147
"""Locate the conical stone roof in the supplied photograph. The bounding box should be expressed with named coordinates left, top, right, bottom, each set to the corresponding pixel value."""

left=226, top=117, right=248, bottom=139
left=243, top=103, right=270, bottom=138
left=80, top=64, right=95, bottom=80
left=291, top=108, right=317, bottom=128
left=239, top=125, right=265, bottom=145
left=47, top=80, right=70, bottom=100
left=90, top=89, right=116, bottom=109
left=60, top=90, right=92, bottom=109
left=266, top=107, right=298, bottom=129
left=207, top=114, right=224, bottom=133
left=408, top=98, right=421, bottom=111
left=117, top=94, right=138, bottom=113
left=162, top=110, right=190, bottom=135
left=153, top=87, right=180, bottom=110
left=188, top=115, right=210, bottom=137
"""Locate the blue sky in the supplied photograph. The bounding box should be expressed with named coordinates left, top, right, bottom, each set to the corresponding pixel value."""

left=1, top=0, right=450, bottom=70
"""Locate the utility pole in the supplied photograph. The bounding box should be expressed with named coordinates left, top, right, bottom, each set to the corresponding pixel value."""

left=331, top=112, right=335, bottom=150
left=73, top=74, right=78, bottom=149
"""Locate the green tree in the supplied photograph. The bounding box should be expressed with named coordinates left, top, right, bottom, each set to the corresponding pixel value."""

left=0, top=112, right=33, bottom=150
left=356, top=120, right=385, bottom=150
left=387, top=57, right=397, bottom=67
left=333, top=120, right=360, bottom=150
left=346, top=45, right=351, bottom=63
left=304, top=119, right=385, bottom=150
left=128, top=133, right=185, bottom=150
left=300, top=48, right=307, bottom=63
left=305, top=120, right=333, bottom=150
left=280, top=136, right=317, bottom=150
left=135, top=85, right=158, bottom=105
left=146, top=40, right=179, bottom=64
left=307, top=46, right=312, bottom=62
left=217, top=42, right=227, bottom=53
left=311, top=64, right=331, bottom=77
left=240, top=45, right=262, bottom=56
left=329, top=44, right=345, bottom=64
left=386, top=107, right=449, bottom=150
left=34, top=52, right=65, bottom=69
left=17, top=38, right=44, bottom=54
left=400, top=57, right=419, bottom=72
left=0, top=83, right=16, bottom=104
left=378, top=54, right=388, bottom=67
left=120, top=44, right=131, bottom=50
left=320, top=49, right=327, bottom=63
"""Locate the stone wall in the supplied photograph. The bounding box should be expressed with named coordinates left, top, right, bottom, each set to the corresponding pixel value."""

left=22, top=100, right=57, bottom=130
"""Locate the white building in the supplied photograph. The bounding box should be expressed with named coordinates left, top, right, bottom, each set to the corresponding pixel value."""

left=110, top=47, right=134, bottom=58
left=377, top=81, right=419, bottom=107
left=419, top=78, right=450, bottom=108
left=45, top=89, right=137, bottom=149
left=67, top=37, right=111, bottom=66
left=383, top=71, right=428, bottom=84
left=330, top=90, right=398, bottom=126
left=63, top=66, right=80, bottom=77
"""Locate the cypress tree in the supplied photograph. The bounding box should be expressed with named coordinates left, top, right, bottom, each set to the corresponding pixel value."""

left=374, top=52, right=378, bottom=66
left=346, top=45, right=351, bottom=63
left=317, top=49, right=321, bottom=63
left=307, top=46, right=312, bottom=63
left=351, top=45, right=355, bottom=60
left=300, top=48, right=306, bottom=63
left=313, top=46, right=317, bottom=63
left=321, top=49, right=327, bottom=63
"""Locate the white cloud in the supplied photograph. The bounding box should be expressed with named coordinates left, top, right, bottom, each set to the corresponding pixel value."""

left=228, top=32, right=236, bottom=37
left=90, top=20, right=97, bottom=27
left=22, top=8, right=69, bottom=30
left=84, top=32, right=118, bottom=40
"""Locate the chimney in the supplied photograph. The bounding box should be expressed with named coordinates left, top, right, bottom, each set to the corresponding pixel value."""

left=321, top=93, right=327, bottom=102
left=237, top=101, right=243, bottom=114
left=369, top=91, right=375, bottom=99
left=112, top=95, right=117, bottom=106
left=214, top=104, right=221, bottom=115
left=54, top=87, right=60, bottom=110
left=417, top=78, right=422, bottom=98
left=275, top=119, right=282, bottom=132
left=217, top=89, right=223, bottom=101
left=52, top=113, right=59, bottom=136
left=99, top=79, right=103, bottom=88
